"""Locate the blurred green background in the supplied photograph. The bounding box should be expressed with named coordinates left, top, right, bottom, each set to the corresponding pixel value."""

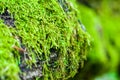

left=70, top=0, right=120, bottom=80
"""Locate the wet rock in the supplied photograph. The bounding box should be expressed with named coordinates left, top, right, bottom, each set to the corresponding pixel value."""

left=20, top=65, right=43, bottom=80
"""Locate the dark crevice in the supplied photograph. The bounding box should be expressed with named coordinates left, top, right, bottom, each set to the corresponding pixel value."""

left=48, top=47, right=59, bottom=68
left=0, top=7, right=15, bottom=27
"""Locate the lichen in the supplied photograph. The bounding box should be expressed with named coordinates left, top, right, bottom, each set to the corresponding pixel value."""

left=0, top=0, right=90, bottom=80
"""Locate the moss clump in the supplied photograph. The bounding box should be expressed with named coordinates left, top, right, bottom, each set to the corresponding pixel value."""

left=0, top=0, right=90, bottom=80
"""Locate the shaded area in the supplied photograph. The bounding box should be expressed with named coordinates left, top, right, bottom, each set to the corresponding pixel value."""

left=0, top=7, right=15, bottom=27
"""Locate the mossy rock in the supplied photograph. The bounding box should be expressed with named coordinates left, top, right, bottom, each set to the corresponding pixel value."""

left=0, top=0, right=90, bottom=80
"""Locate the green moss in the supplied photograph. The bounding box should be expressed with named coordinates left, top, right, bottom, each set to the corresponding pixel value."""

left=0, top=0, right=90, bottom=80
left=0, top=22, right=20, bottom=80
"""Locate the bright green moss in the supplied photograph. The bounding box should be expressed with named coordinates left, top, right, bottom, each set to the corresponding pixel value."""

left=0, top=0, right=90, bottom=80
left=0, top=22, right=20, bottom=80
